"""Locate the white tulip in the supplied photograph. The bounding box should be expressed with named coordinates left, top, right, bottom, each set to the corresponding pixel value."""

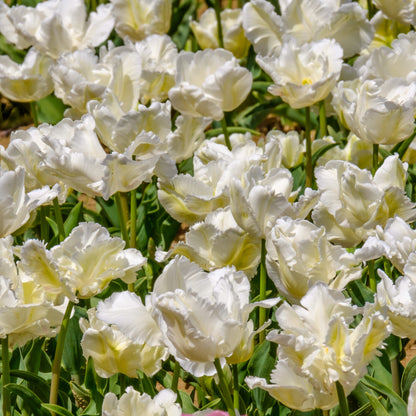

left=376, top=272, right=416, bottom=339
left=243, top=0, right=373, bottom=58
left=81, top=292, right=168, bottom=378
left=169, top=49, right=252, bottom=120
left=332, top=77, right=416, bottom=145
left=0, top=0, right=114, bottom=59
left=110, top=0, right=172, bottom=41
left=0, top=166, right=58, bottom=238
left=102, top=387, right=181, bottom=416
left=313, top=156, right=416, bottom=247
left=266, top=217, right=361, bottom=303
left=0, top=48, right=54, bottom=102
left=191, top=8, right=250, bottom=59
left=151, top=256, right=276, bottom=377
left=246, top=283, right=390, bottom=411
left=157, top=208, right=261, bottom=279
left=257, top=37, right=343, bottom=108
left=373, top=0, right=416, bottom=26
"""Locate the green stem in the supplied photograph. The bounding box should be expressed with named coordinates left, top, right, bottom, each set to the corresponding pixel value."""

left=259, top=239, right=267, bottom=343
left=40, top=205, right=49, bottom=242
left=305, top=107, right=313, bottom=188
left=214, top=359, right=236, bottom=416
left=336, top=381, right=349, bottom=416
left=214, top=0, right=225, bottom=48
left=49, top=301, right=75, bottom=410
left=171, top=360, right=180, bottom=394
left=232, top=364, right=239, bottom=413
left=322, top=410, right=329, bottom=416
left=391, top=357, right=401, bottom=395
left=115, top=192, right=130, bottom=247
left=368, top=260, right=376, bottom=292
left=119, top=374, right=128, bottom=395
left=227, top=0, right=232, bottom=7
left=372, top=143, right=379, bottom=175
left=53, top=197, right=65, bottom=243
left=367, top=0, right=374, bottom=19
left=319, top=100, right=327, bottom=138
left=220, top=116, right=232, bottom=151
left=128, top=189, right=137, bottom=292
left=30, top=101, right=39, bottom=127
left=2, top=336, right=11, bottom=416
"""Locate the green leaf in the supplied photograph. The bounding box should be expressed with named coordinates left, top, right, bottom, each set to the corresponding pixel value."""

left=349, top=402, right=374, bottom=416
left=247, top=340, right=277, bottom=413
left=9, top=369, right=50, bottom=402
left=35, top=94, right=67, bottom=124
left=361, top=375, right=407, bottom=415
left=365, top=392, right=390, bottom=416
left=64, top=201, right=83, bottom=237
left=345, top=279, right=374, bottom=307
left=41, top=403, right=74, bottom=416
left=62, top=306, right=87, bottom=377
left=401, top=355, right=416, bottom=401
left=4, top=383, right=49, bottom=415
left=312, top=143, right=339, bottom=167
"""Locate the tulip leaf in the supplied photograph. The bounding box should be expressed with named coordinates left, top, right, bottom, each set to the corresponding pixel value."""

left=35, top=94, right=67, bottom=125
left=41, top=403, right=74, bottom=416
left=365, top=392, right=390, bottom=416
left=361, top=375, right=407, bottom=415
left=9, top=369, right=50, bottom=402
left=62, top=306, right=87, bottom=377
left=4, top=383, right=49, bottom=415
left=401, top=355, right=416, bottom=402
left=311, top=143, right=339, bottom=167
left=247, top=340, right=277, bottom=413
left=64, top=201, right=83, bottom=237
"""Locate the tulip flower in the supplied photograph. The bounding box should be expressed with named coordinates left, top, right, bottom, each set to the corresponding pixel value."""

left=157, top=207, right=261, bottom=279
left=266, top=217, right=361, bottom=303
left=373, top=0, right=416, bottom=26
left=376, top=272, right=416, bottom=339
left=0, top=166, right=58, bottom=238
left=0, top=0, right=114, bottom=59
left=110, top=0, right=172, bottom=41
left=256, top=37, right=343, bottom=109
left=190, top=8, right=250, bottom=59
left=169, top=49, right=252, bottom=120
left=151, top=256, right=277, bottom=377
left=80, top=293, right=168, bottom=378
left=0, top=48, right=54, bottom=102
left=243, top=0, right=373, bottom=58
left=312, top=155, right=416, bottom=247
left=102, top=387, right=181, bottom=416
left=246, top=283, right=390, bottom=411
left=332, top=77, right=416, bottom=145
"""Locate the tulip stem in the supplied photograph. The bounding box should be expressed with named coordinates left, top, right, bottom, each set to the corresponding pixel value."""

left=336, top=381, right=349, bottom=416
left=305, top=106, right=313, bottom=188
left=367, top=0, right=374, bottom=19
left=53, top=197, right=65, bottom=243
left=130, top=190, right=137, bottom=250
left=232, top=364, right=239, bottom=413
left=368, top=259, right=377, bottom=292
left=2, top=336, right=11, bottom=416
left=214, top=0, right=225, bottom=49
left=391, top=357, right=401, bottom=395
left=30, top=101, right=39, bottom=127
left=171, top=360, right=180, bottom=394
left=40, top=205, right=49, bottom=242
left=214, top=359, right=236, bottom=416
left=220, top=116, right=232, bottom=151
left=372, top=144, right=379, bottom=175
left=50, top=301, right=75, bottom=412
left=115, top=192, right=130, bottom=247
left=319, top=100, right=327, bottom=138
left=259, top=239, right=267, bottom=343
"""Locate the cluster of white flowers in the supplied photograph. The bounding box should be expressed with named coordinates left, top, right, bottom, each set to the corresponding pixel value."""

left=3, top=0, right=416, bottom=415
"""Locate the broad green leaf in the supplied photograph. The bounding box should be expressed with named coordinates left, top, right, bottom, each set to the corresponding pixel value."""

left=365, top=392, right=390, bottom=416
left=401, top=355, right=416, bottom=402
left=361, top=375, right=407, bottom=415
left=41, top=403, right=74, bottom=416
left=64, top=201, right=83, bottom=237
left=35, top=94, right=67, bottom=125
left=9, top=369, right=50, bottom=402
left=4, top=383, right=49, bottom=415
